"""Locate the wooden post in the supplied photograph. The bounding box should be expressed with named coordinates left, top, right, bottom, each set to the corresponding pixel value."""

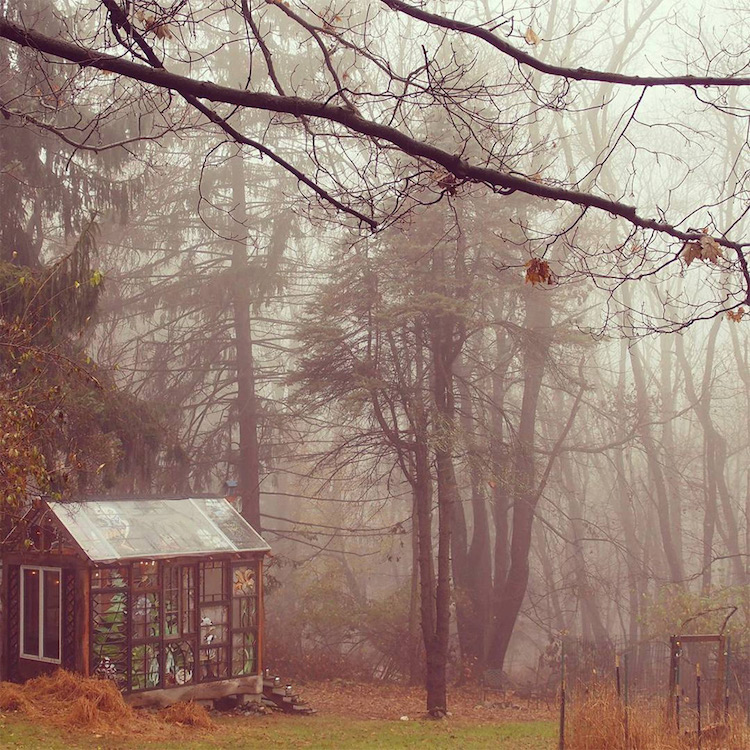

left=79, top=567, right=91, bottom=676
left=615, top=653, right=621, bottom=698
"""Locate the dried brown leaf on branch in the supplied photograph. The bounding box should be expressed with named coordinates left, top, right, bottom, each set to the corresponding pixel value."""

left=524, top=27, right=540, bottom=46
left=152, top=24, right=173, bottom=40
left=136, top=11, right=174, bottom=39
left=525, top=258, right=556, bottom=286
left=681, top=231, right=723, bottom=266
left=432, top=169, right=458, bottom=195
left=727, top=307, right=746, bottom=322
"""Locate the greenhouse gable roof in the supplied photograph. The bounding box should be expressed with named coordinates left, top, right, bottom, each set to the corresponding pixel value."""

left=46, top=497, right=270, bottom=562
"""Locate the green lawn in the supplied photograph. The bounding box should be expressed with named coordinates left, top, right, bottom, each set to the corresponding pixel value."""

left=0, top=714, right=557, bottom=749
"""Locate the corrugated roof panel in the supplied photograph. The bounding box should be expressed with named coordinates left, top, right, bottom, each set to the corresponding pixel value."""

left=47, top=498, right=270, bottom=562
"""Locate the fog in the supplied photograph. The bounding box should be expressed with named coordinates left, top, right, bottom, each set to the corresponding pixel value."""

left=1, top=0, right=749, bottom=715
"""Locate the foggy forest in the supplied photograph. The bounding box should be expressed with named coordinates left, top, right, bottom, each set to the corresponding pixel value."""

left=1, top=0, right=750, bottom=744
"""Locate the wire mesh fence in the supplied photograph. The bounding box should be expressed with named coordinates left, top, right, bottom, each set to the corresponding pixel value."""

left=728, top=642, right=750, bottom=723
left=562, top=638, right=672, bottom=699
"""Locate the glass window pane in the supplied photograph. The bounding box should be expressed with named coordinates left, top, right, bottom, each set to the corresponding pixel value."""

left=164, top=566, right=180, bottom=638
left=91, top=567, right=127, bottom=589
left=134, top=561, right=158, bottom=589
left=198, top=647, right=227, bottom=681
left=231, top=631, right=256, bottom=676
left=200, top=605, right=228, bottom=645
left=92, top=590, right=127, bottom=687
left=232, top=597, right=256, bottom=630
left=131, top=644, right=160, bottom=691
left=22, top=569, right=40, bottom=657
left=43, top=570, right=60, bottom=660
left=133, top=592, right=160, bottom=640
left=182, top=567, right=195, bottom=635
left=201, top=499, right=267, bottom=550
left=165, top=641, right=194, bottom=687
left=200, top=563, right=224, bottom=602
left=232, top=566, right=256, bottom=597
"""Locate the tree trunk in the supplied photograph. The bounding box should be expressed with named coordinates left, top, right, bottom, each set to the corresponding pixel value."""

left=408, top=490, right=422, bottom=684
left=487, top=287, right=551, bottom=670
left=659, top=334, right=684, bottom=565
left=561, top=455, right=609, bottom=643
left=456, top=358, right=492, bottom=673
left=627, top=335, right=685, bottom=584
left=675, top=319, right=745, bottom=588
left=490, top=323, right=512, bottom=656
left=230, top=154, right=262, bottom=529
left=413, top=437, right=449, bottom=715
left=729, top=324, right=750, bottom=582
left=533, top=523, right=566, bottom=634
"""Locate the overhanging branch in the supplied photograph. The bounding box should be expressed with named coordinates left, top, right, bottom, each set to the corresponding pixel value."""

left=381, top=0, right=750, bottom=89
left=2, top=15, right=749, bottom=299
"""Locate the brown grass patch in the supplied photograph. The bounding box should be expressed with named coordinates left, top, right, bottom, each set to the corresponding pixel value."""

left=160, top=701, right=215, bottom=729
left=567, top=684, right=750, bottom=750
left=0, top=670, right=136, bottom=732
left=0, top=682, right=34, bottom=713
left=0, top=670, right=215, bottom=737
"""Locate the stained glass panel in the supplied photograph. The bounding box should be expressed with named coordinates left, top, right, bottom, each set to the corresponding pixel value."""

left=231, top=631, right=256, bottom=676
left=131, top=644, right=160, bottom=690
left=164, top=641, right=194, bottom=686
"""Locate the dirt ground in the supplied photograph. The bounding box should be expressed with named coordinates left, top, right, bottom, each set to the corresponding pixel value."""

left=296, top=680, right=555, bottom=723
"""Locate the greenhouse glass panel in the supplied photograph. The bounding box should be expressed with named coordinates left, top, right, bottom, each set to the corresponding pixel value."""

left=47, top=499, right=269, bottom=562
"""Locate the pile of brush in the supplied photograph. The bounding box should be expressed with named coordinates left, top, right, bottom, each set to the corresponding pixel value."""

left=0, top=670, right=213, bottom=734
left=0, top=669, right=134, bottom=732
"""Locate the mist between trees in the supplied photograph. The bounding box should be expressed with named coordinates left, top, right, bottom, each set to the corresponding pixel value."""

left=1, top=0, right=750, bottom=717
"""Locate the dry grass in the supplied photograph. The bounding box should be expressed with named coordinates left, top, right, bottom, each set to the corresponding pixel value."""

left=160, top=701, right=215, bottom=729
left=0, top=670, right=216, bottom=737
left=567, top=684, right=750, bottom=750
left=0, top=670, right=135, bottom=731
left=0, top=682, right=33, bottom=713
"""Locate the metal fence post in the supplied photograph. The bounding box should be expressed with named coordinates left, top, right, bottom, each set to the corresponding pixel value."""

left=668, top=635, right=679, bottom=727
left=675, top=639, right=681, bottom=733
left=696, top=662, right=702, bottom=750
left=558, top=640, right=566, bottom=750
left=724, top=636, right=731, bottom=724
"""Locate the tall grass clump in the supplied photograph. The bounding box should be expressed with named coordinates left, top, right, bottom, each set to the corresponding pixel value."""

left=566, top=682, right=750, bottom=750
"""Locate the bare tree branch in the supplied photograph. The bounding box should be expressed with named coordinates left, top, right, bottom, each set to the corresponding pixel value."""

left=382, top=0, right=750, bottom=88
left=1, top=16, right=749, bottom=301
